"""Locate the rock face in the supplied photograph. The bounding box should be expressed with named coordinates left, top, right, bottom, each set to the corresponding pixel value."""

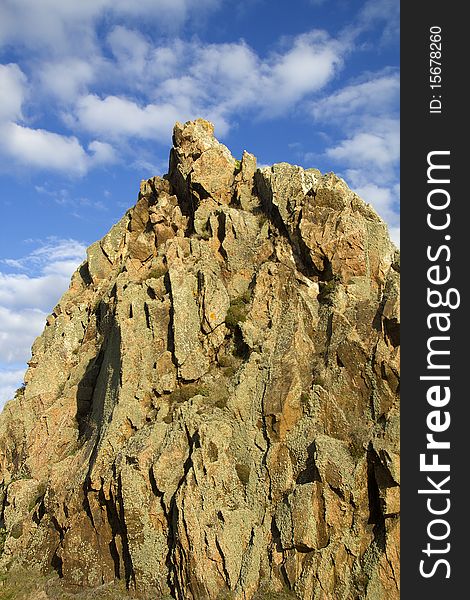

left=0, top=120, right=400, bottom=599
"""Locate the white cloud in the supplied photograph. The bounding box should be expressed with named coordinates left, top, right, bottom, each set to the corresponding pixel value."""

left=1, top=5, right=242, bottom=172
left=0, top=63, right=27, bottom=121
left=149, top=45, right=184, bottom=79
left=88, top=140, right=117, bottom=165
left=0, top=368, right=27, bottom=408
left=170, top=32, right=346, bottom=117
left=388, top=226, right=400, bottom=247
left=310, top=70, right=399, bottom=241
left=107, top=26, right=151, bottom=80
left=155, top=77, right=207, bottom=121
left=69, top=31, right=348, bottom=141
left=343, top=169, right=400, bottom=245
left=359, top=0, right=398, bottom=23
left=0, top=238, right=86, bottom=312
left=74, top=94, right=184, bottom=140
left=352, top=181, right=399, bottom=225
left=3, top=19, right=351, bottom=168
left=0, top=119, right=117, bottom=175
left=4, top=237, right=86, bottom=269
left=258, top=31, right=345, bottom=115
left=0, top=122, right=89, bottom=174
left=358, top=0, right=399, bottom=44
left=0, top=0, right=105, bottom=56
left=0, top=238, right=86, bottom=402
left=38, top=58, right=96, bottom=102
left=0, top=272, right=75, bottom=311
left=0, top=0, right=224, bottom=55
left=325, top=119, right=400, bottom=240
left=178, top=41, right=259, bottom=110
left=33, top=186, right=109, bottom=213
left=111, top=0, right=222, bottom=22
left=312, top=71, right=399, bottom=121
left=0, top=2, right=399, bottom=239
left=0, top=61, right=117, bottom=175
left=326, top=118, right=399, bottom=171
left=0, top=306, right=47, bottom=363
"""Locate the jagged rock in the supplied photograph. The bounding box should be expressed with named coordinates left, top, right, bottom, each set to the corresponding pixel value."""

left=170, top=119, right=236, bottom=208
left=0, top=119, right=399, bottom=599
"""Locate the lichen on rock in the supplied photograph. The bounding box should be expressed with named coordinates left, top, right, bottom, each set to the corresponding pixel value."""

left=0, top=119, right=399, bottom=599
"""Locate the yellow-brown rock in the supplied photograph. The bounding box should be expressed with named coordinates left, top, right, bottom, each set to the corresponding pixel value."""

left=0, top=119, right=399, bottom=599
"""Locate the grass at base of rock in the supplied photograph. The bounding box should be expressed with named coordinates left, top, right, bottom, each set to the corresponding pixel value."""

left=0, top=570, right=297, bottom=600
left=0, top=570, right=144, bottom=600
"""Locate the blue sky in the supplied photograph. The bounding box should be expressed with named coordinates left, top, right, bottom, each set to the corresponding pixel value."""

left=0, top=0, right=399, bottom=406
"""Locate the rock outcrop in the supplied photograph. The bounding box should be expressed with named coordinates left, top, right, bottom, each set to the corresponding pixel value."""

left=0, top=120, right=400, bottom=599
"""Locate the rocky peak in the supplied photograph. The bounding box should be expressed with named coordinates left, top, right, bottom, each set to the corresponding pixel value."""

left=169, top=118, right=237, bottom=209
left=0, top=120, right=399, bottom=599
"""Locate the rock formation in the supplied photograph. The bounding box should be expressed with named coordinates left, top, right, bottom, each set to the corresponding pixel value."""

left=0, top=119, right=399, bottom=599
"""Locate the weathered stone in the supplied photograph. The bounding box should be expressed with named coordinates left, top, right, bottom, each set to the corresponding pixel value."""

left=169, top=118, right=236, bottom=210
left=235, top=150, right=259, bottom=211
left=0, top=119, right=399, bottom=600
left=168, top=264, right=209, bottom=381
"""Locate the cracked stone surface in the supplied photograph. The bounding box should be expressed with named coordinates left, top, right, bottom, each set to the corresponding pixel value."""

left=0, top=119, right=399, bottom=599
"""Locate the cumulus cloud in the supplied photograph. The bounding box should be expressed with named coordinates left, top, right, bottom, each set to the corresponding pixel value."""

left=0, top=122, right=91, bottom=175
left=74, top=94, right=185, bottom=140
left=0, top=0, right=398, bottom=237
left=0, top=306, right=47, bottom=363
left=309, top=70, right=399, bottom=241
left=1, top=3, right=351, bottom=171
left=88, top=140, right=117, bottom=165
left=111, top=0, right=223, bottom=23
left=69, top=31, right=348, bottom=141
left=0, top=0, right=224, bottom=55
left=0, top=244, right=86, bottom=313
left=0, top=368, right=27, bottom=408
left=0, top=65, right=117, bottom=175
left=0, top=239, right=86, bottom=405
left=312, top=71, right=399, bottom=121
left=38, top=58, right=97, bottom=102
left=107, top=26, right=152, bottom=80
left=346, top=171, right=400, bottom=244
left=171, top=41, right=260, bottom=110
left=257, top=31, right=346, bottom=115
left=0, top=271, right=75, bottom=311
left=0, top=121, right=116, bottom=175
left=0, top=63, right=27, bottom=121
left=358, top=0, right=399, bottom=44
left=165, top=31, right=346, bottom=117
left=157, top=32, right=346, bottom=118
left=326, top=117, right=399, bottom=171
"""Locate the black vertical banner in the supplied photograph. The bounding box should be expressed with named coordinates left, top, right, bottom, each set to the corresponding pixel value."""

left=401, top=3, right=467, bottom=598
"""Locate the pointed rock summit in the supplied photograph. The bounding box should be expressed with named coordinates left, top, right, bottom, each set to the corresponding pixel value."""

left=0, top=120, right=399, bottom=599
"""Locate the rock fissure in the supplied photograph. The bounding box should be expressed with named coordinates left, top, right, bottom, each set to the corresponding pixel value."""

left=116, top=474, right=136, bottom=589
